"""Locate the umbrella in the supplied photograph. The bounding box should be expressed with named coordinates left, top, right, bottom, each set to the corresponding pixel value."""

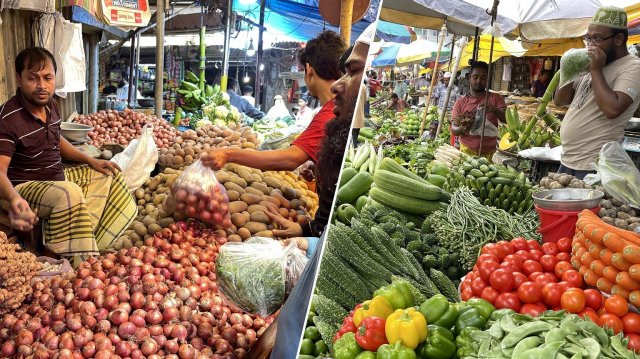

left=396, top=39, right=450, bottom=64
left=376, top=20, right=415, bottom=43
left=371, top=43, right=402, bottom=67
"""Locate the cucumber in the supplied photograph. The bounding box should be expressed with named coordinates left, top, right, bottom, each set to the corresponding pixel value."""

left=373, top=170, right=444, bottom=201
left=490, top=177, right=513, bottom=186
left=339, top=167, right=358, bottom=188
left=369, top=186, right=447, bottom=215
left=337, top=172, right=373, bottom=204
left=426, top=174, right=447, bottom=188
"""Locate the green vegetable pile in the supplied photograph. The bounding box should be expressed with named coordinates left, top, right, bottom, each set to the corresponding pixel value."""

left=299, top=297, right=332, bottom=358
left=459, top=309, right=639, bottom=359
left=426, top=187, right=540, bottom=271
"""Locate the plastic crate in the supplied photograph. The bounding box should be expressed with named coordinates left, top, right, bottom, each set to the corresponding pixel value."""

left=530, top=159, right=560, bottom=184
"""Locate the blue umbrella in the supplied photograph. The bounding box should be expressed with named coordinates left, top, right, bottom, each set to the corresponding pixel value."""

left=376, top=20, right=413, bottom=44
left=371, top=44, right=402, bottom=67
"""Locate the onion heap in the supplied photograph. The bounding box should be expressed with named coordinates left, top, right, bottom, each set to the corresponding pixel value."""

left=0, top=222, right=272, bottom=358
left=75, top=109, right=180, bottom=149
left=158, top=123, right=260, bottom=169
left=0, top=232, right=42, bottom=316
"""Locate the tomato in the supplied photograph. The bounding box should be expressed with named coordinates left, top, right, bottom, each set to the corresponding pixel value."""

left=471, top=277, right=488, bottom=297
left=555, top=261, right=574, bottom=279
left=558, top=281, right=573, bottom=293
left=605, top=295, right=629, bottom=317
left=481, top=243, right=501, bottom=258
left=627, top=333, right=640, bottom=353
left=513, top=272, right=528, bottom=289
left=490, top=268, right=516, bottom=293
left=544, top=272, right=559, bottom=283
left=460, top=280, right=471, bottom=293
left=542, top=283, right=564, bottom=308
left=527, top=240, right=542, bottom=251
left=461, top=287, right=473, bottom=301
left=540, top=255, right=559, bottom=273
left=472, top=264, right=479, bottom=273
left=520, top=303, right=546, bottom=317
left=495, top=292, right=521, bottom=312
left=523, top=260, right=543, bottom=276
left=529, top=250, right=544, bottom=262
left=556, top=237, right=572, bottom=253
left=556, top=252, right=571, bottom=262
left=562, top=270, right=584, bottom=288
left=503, top=254, right=523, bottom=270
left=481, top=286, right=499, bottom=305
left=584, top=289, right=604, bottom=311
left=518, top=281, right=543, bottom=304
left=496, top=241, right=515, bottom=258
left=511, top=237, right=529, bottom=252
left=623, top=313, right=640, bottom=335
left=529, top=272, right=545, bottom=281
left=478, top=254, right=499, bottom=264
left=561, top=289, right=586, bottom=313
left=542, top=242, right=560, bottom=256
left=598, top=307, right=608, bottom=317
left=534, top=274, right=554, bottom=287
left=600, top=314, right=624, bottom=334
left=515, top=250, right=533, bottom=262
left=478, top=261, right=500, bottom=283
left=500, top=261, right=520, bottom=273
left=578, top=308, right=600, bottom=324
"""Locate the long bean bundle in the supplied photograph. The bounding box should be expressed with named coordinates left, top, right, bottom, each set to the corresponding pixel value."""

left=430, top=187, right=540, bottom=271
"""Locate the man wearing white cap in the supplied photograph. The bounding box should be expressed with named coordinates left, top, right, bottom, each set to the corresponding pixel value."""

left=267, top=23, right=374, bottom=358
left=556, top=6, right=640, bottom=179
left=433, top=71, right=459, bottom=112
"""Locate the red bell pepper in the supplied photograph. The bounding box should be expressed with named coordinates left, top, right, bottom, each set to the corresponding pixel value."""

left=334, top=303, right=363, bottom=342
left=355, top=316, right=388, bottom=351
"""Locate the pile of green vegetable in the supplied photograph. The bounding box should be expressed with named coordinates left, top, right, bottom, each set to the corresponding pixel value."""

left=445, top=156, right=536, bottom=214
left=425, top=187, right=541, bottom=271
left=299, top=297, right=333, bottom=358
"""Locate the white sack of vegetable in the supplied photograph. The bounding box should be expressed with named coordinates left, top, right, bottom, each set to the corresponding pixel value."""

left=595, top=142, right=640, bottom=208
left=216, top=237, right=308, bottom=317
left=559, top=48, right=590, bottom=88
left=518, top=145, right=562, bottom=161
left=111, top=124, right=159, bottom=192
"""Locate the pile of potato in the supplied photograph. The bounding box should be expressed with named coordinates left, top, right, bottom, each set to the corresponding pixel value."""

left=539, top=172, right=640, bottom=232
left=158, top=123, right=261, bottom=168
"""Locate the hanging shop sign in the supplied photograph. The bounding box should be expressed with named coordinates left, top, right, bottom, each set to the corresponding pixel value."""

left=96, top=0, right=150, bottom=29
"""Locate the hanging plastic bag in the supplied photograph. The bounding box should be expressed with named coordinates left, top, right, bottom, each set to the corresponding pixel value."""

left=595, top=142, right=640, bottom=208
left=111, top=125, right=158, bottom=192
left=559, top=48, right=590, bottom=88
left=468, top=106, right=499, bottom=137
left=170, top=159, right=231, bottom=227
left=216, top=237, right=309, bottom=317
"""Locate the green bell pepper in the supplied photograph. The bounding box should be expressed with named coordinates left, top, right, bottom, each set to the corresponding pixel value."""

left=418, top=325, right=456, bottom=359
left=337, top=203, right=358, bottom=224
left=376, top=341, right=417, bottom=359
left=356, top=351, right=377, bottom=359
left=455, top=327, right=481, bottom=358
left=374, top=282, right=414, bottom=310
left=418, top=294, right=449, bottom=323
left=431, top=303, right=458, bottom=330
left=466, top=298, right=495, bottom=320
left=334, top=332, right=363, bottom=359
left=454, top=307, right=487, bottom=335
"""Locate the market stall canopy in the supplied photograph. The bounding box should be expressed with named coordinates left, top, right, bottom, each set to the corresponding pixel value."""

left=376, top=20, right=415, bottom=43
left=233, top=0, right=379, bottom=42
left=371, top=40, right=450, bottom=67
left=380, top=0, right=640, bottom=40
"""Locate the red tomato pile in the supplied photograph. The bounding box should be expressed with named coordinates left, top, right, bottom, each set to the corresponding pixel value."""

left=461, top=237, right=582, bottom=317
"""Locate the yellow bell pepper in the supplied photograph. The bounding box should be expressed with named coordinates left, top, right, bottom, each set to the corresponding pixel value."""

left=353, top=296, right=394, bottom=327
left=385, top=308, right=428, bottom=349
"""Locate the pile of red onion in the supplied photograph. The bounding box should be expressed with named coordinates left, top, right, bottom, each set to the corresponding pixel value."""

left=0, top=221, right=272, bottom=358
left=75, top=109, right=180, bottom=149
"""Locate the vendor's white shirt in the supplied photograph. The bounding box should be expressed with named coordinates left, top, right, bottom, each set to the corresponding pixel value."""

left=116, top=85, right=142, bottom=101
left=295, top=106, right=314, bottom=129
left=242, top=95, right=256, bottom=106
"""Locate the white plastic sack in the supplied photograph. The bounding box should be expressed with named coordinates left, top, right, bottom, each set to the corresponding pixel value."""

left=1, top=0, right=55, bottom=13
left=111, top=125, right=158, bottom=192
left=518, top=146, right=562, bottom=161
left=594, top=142, right=640, bottom=208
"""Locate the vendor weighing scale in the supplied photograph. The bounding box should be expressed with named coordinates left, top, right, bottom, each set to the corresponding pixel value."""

left=622, top=117, right=640, bottom=168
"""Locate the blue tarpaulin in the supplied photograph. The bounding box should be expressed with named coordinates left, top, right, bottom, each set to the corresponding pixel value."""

left=233, top=0, right=380, bottom=43
left=376, top=21, right=412, bottom=43
left=371, top=44, right=401, bottom=67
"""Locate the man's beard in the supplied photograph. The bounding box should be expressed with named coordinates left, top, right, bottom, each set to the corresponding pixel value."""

left=605, top=46, right=616, bottom=64
left=315, top=97, right=356, bottom=197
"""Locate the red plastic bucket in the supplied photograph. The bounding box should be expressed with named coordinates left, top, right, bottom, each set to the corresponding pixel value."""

left=535, top=205, right=599, bottom=243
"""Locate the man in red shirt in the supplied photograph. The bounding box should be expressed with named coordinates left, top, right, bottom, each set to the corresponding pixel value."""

left=202, top=31, right=346, bottom=170
left=451, top=60, right=506, bottom=158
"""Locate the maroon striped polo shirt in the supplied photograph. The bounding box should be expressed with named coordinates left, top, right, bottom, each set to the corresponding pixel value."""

left=0, top=89, right=64, bottom=185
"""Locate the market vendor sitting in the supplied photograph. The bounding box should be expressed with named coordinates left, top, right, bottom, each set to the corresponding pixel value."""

left=555, top=6, right=640, bottom=179
left=531, top=70, right=552, bottom=98
left=202, top=30, right=346, bottom=171
left=0, top=47, right=137, bottom=266
left=451, top=60, right=506, bottom=159
left=387, top=93, right=406, bottom=111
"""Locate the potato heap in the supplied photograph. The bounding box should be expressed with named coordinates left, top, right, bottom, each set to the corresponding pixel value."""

left=0, top=231, right=42, bottom=315
left=75, top=109, right=180, bottom=149
left=158, top=123, right=260, bottom=168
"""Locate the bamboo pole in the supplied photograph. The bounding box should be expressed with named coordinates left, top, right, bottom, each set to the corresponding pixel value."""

left=154, top=0, right=166, bottom=117
left=255, top=0, right=266, bottom=109
left=436, top=36, right=468, bottom=137
left=199, top=5, right=206, bottom=92
left=340, top=0, right=355, bottom=44
left=419, top=22, right=447, bottom=137
left=478, top=0, right=500, bottom=155
left=221, top=0, right=233, bottom=91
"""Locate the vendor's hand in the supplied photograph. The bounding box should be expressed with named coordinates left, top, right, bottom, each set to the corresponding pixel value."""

left=201, top=149, right=229, bottom=171
left=90, top=159, right=120, bottom=176
left=298, top=161, right=315, bottom=182
left=9, top=196, right=37, bottom=231
left=265, top=209, right=303, bottom=238
left=282, top=237, right=309, bottom=251
left=587, top=45, right=606, bottom=72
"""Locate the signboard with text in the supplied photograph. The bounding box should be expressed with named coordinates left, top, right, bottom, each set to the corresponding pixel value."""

left=97, top=0, right=150, bottom=29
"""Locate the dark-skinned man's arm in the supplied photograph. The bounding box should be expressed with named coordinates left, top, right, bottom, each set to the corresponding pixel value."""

left=0, top=156, right=37, bottom=231
left=201, top=146, right=310, bottom=171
